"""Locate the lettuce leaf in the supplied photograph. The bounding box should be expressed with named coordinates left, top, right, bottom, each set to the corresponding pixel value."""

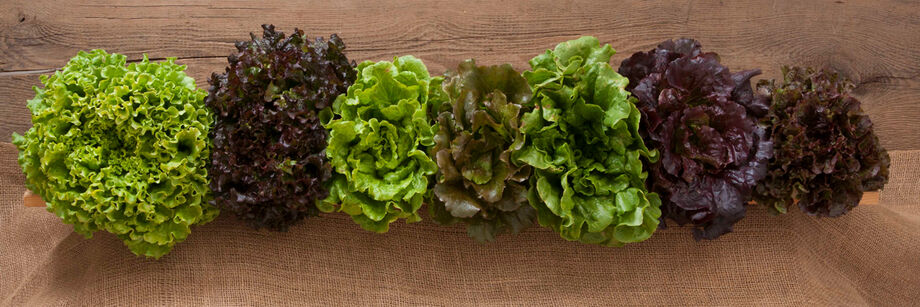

left=321, top=56, right=442, bottom=232
left=11, top=50, right=217, bottom=259
left=514, top=37, right=661, bottom=246
left=428, top=59, right=536, bottom=242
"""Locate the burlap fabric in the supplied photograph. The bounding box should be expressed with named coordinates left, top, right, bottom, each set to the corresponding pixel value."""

left=1, top=141, right=918, bottom=306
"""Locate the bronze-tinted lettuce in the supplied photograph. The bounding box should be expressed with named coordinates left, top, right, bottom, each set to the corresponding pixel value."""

left=618, top=39, right=772, bottom=240
left=428, top=59, right=535, bottom=242
left=753, top=66, right=889, bottom=216
left=206, top=24, right=356, bottom=231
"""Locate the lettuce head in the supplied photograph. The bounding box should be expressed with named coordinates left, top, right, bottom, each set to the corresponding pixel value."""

left=12, top=50, right=217, bottom=259
left=321, top=56, right=443, bottom=233
left=514, top=37, right=661, bottom=246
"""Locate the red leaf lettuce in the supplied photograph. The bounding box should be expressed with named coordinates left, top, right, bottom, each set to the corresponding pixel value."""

left=753, top=66, right=889, bottom=216
left=206, top=24, right=356, bottom=231
left=618, top=39, right=773, bottom=240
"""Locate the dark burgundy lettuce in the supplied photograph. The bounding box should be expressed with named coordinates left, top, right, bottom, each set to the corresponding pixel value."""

left=753, top=67, right=889, bottom=216
left=206, top=24, right=356, bottom=231
left=428, top=59, right=535, bottom=242
left=618, top=39, right=772, bottom=240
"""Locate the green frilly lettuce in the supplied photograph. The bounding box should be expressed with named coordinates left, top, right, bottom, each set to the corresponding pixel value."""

left=514, top=37, right=661, bottom=246
left=11, top=50, right=218, bottom=258
left=321, top=56, right=443, bottom=232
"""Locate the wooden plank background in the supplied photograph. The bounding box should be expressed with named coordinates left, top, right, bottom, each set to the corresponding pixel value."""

left=1, top=0, right=919, bottom=151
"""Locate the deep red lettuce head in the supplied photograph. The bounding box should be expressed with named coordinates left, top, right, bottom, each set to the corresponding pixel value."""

left=206, top=24, right=356, bottom=231
left=618, top=38, right=772, bottom=240
left=753, top=66, right=889, bottom=217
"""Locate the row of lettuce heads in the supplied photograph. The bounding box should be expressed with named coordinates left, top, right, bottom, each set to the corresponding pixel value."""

left=13, top=25, right=890, bottom=258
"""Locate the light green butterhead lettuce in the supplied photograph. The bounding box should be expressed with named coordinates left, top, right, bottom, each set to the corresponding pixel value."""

left=514, top=37, right=661, bottom=246
left=12, top=50, right=218, bottom=258
left=321, top=56, right=443, bottom=232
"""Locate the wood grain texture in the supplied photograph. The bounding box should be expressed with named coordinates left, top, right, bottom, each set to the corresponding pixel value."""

left=21, top=190, right=42, bottom=207
left=0, top=0, right=918, bottom=150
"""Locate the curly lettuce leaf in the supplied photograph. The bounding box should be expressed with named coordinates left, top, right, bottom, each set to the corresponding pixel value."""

left=321, top=56, right=442, bottom=233
left=428, top=59, right=536, bottom=242
left=753, top=66, right=889, bottom=216
left=11, top=50, right=217, bottom=259
left=206, top=25, right=356, bottom=231
left=514, top=36, right=661, bottom=246
left=618, top=38, right=772, bottom=240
